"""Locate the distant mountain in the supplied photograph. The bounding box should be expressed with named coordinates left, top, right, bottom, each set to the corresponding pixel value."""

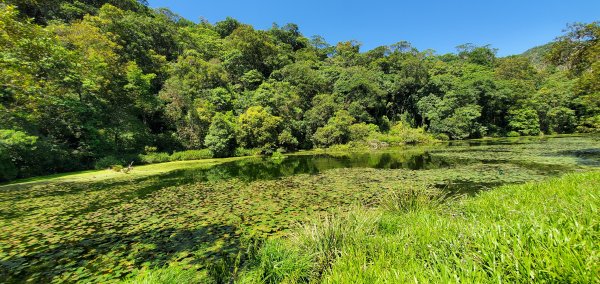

left=520, top=42, right=554, bottom=69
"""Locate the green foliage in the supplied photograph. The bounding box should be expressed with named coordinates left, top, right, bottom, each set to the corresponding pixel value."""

left=234, top=147, right=262, bottom=157
left=95, top=156, right=124, bottom=169
left=506, top=131, right=520, bottom=137
left=124, top=266, right=208, bottom=284
left=373, top=122, right=436, bottom=145
left=313, top=110, right=355, bottom=147
left=0, top=2, right=597, bottom=181
left=348, top=123, right=378, bottom=142
left=111, top=164, right=124, bottom=172
left=205, top=112, right=237, bottom=158
left=577, top=115, right=600, bottom=133
left=508, top=108, right=541, bottom=136
left=277, top=128, right=299, bottom=151
left=270, top=151, right=286, bottom=163
left=139, top=152, right=170, bottom=164
left=547, top=106, right=577, bottom=133
left=457, top=43, right=497, bottom=66
left=169, top=149, right=212, bottom=161
left=159, top=50, right=226, bottom=149
left=237, top=106, right=282, bottom=152
left=434, top=133, right=450, bottom=141
left=0, top=130, right=38, bottom=181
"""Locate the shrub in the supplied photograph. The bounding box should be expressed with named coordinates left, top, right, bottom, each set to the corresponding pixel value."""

left=139, top=152, right=170, bottom=164
left=270, top=151, right=286, bottom=163
left=373, top=122, right=436, bottom=145
left=576, top=115, right=600, bottom=133
left=547, top=107, right=577, bottom=134
left=313, top=110, right=355, bottom=147
left=144, top=146, right=158, bottom=153
left=508, top=107, right=541, bottom=136
left=237, top=106, right=282, bottom=151
left=205, top=112, right=237, bottom=158
left=435, top=133, right=450, bottom=141
left=95, top=156, right=124, bottom=169
left=277, top=129, right=299, bottom=151
left=0, top=130, right=39, bottom=181
left=506, top=131, right=520, bottom=137
left=170, top=149, right=213, bottom=161
left=349, top=123, right=378, bottom=142
left=111, top=165, right=124, bottom=172
left=234, top=147, right=261, bottom=157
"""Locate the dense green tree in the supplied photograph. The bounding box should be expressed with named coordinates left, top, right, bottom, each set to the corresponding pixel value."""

left=5, top=0, right=149, bottom=24
left=214, top=16, right=241, bottom=38
left=0, top=1, right=596, bottom=180
left=236, top=106, right=282, bottom=152
left=0, top=130, right=38, bottom=181
left=508, top=108, right=541, bottom=136
left=222, top=25, right=282, bottom=78
left=204, top=112, right=237, bottom=157
left=159, top=50, right=227, bottom=148
left=313, top=110, right=355, bottom=146
left=457, top=44, right=497, bottom=67
left=549, top=22, right=600, bottom=124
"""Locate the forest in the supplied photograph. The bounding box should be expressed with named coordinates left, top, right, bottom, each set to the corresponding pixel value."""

left=1, top=0, right=599, bottom=181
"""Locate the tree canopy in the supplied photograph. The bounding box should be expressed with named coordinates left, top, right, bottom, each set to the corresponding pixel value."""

left=1, top=2, right=598, bottom=181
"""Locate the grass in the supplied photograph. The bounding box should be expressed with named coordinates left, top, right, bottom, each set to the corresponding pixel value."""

left=0, top=157, right=244, bottom=189
left=122, top=265, right=209, bottom=284
left=238, top=171, right=600, bottom=283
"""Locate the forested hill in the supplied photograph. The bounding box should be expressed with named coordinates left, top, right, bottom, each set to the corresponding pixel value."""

left=520, top=43, right=555, bottom=69
left=1, top=1, right=598, bottom=181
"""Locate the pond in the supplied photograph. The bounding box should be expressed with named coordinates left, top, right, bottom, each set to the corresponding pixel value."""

left=151, top=135, right=600, bottom=193
left=0, top=135, right=599, bottom=283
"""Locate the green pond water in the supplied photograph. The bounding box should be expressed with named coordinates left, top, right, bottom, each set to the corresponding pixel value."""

left=155, top=134, right=600, bottom=193
left=1, top=135, right=599, bottom=283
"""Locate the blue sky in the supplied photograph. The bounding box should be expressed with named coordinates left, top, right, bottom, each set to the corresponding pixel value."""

left=148, top=0, right=599, bottom=56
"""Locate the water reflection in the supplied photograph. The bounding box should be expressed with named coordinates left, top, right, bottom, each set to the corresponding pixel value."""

left=162, top=135, right=600, bottom=192
left=175, top=151, right=465, bottom=184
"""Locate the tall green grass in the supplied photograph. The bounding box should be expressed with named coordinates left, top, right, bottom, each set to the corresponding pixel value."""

left=122, top=266, right=209, bottom=284
left=237, top=171, right=600, bottom=283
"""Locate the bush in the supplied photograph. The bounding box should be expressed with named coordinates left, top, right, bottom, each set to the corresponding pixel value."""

left=139, top=152, right=170, bottom=164
left=349, top=123, right=378, bottom=142
left=0, top=130, right=42, bottom=181
left=506, top=131, right=520, bottom=137
left=435, top=133, right=450, bottom=141
left=277, top=129, right=299, bottom=151
left=577, top=115, right=600, bottom=133
left=111, top=165, right=124, bottom=172
left=234, top=147, right=261, bottom=157
left=144, top=146, right=158, bottom=153
left=170, top=149, right=213, bottom=161
left=95, top=156, right=124, bottom=169
left=373, top=122, right=436, bottom=145
left=270, top=151, right=286, bottom=162
left=508, top=107, right=540, bottom=136
left=205, top=112, right=237, bottom=158
left=547, top=107, right=577, bottom=134
left=313, top=110, right=355, bottom=147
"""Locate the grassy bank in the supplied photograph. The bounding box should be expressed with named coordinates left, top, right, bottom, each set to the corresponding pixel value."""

left=225, top=171, right=600, bottom=283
